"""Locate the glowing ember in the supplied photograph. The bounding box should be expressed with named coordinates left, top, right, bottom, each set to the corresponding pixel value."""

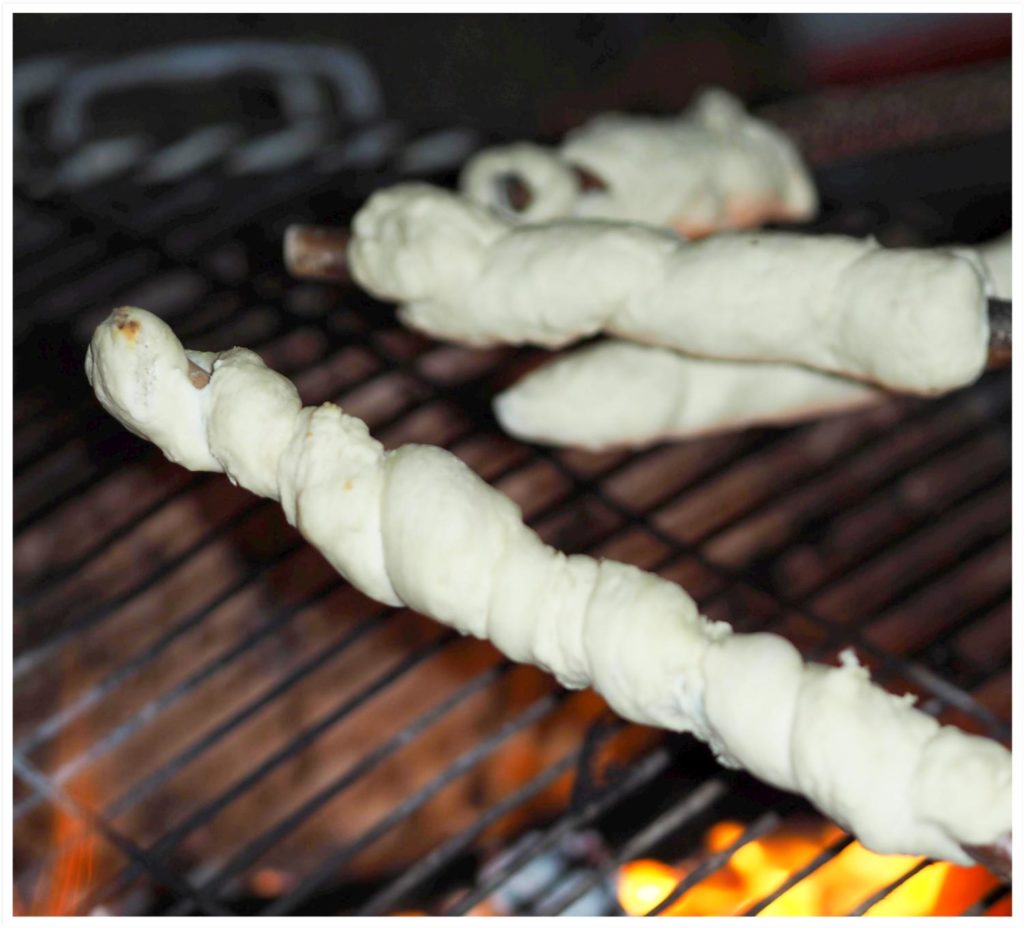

left=616, top=820, right=1008, bottom=917
left=618, top=859, right=684, bottom=915
left=250, top=868, right=293, bottom=897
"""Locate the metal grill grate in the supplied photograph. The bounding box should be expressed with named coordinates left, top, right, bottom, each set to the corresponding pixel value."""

left=13, top=63, right=1011, bottom=917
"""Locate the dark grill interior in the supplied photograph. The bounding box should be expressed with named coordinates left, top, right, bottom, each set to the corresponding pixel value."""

left=12, top=56, right=1012, bottom=916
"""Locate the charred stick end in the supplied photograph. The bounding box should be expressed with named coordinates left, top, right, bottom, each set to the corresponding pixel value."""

left=496, top=173, right=532, bottom=213
left=187, top=361, right=211, bottom=389
left=962, top=832, right=1011, bottom=883
left=987, top=297, right=1011, bottom=368
left=495, top=165, right=607, bottom=215
left=573, top=164, right=608, bottom=193
left=284, top=224, right=352, bottom=283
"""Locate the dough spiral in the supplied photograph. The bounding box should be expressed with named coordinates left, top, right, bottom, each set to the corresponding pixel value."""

left=349, top=183, right=990, bottom=395
left=86, top=307, right=1010, bottom=865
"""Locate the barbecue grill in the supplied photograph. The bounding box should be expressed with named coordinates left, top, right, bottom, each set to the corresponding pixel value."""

left=12, top=43, right=1012, bottom=917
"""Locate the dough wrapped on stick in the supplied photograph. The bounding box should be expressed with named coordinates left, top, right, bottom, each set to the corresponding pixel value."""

left=346, top=183, right=991, bottom=395
left=495, top=340, right=883, bottom=450
left=970, top=230, right=1012, bottom=300
left=493, top=232, right=1012, bottom=449
left=459, top=87, right=817, bottom=236
left=86, top=307, right=1010, bottom=876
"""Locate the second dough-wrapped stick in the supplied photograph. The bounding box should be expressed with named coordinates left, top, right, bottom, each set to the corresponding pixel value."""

left=495, top=339, right=883, bottom=450
left=86, top=307, right=1010, bottom=873
left=348, top=184, right=991, bottom=395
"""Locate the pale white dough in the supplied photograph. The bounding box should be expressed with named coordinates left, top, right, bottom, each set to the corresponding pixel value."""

left=494, top=340, right=882, bottom=450
left=348, top=184, right=990, bottom=395
left=975, top=231, right=1012, bottom=299
left=86, top=307, right=1010, bottom=867
left=460, top=87, right=817, bottom=234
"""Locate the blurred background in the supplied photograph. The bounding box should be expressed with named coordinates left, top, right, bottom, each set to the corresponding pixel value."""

left=14, top=12, right=1012, bottom=153
left=12, top=11, right=1013, bottom=919
left=13, top=12, right=1013, bottom=133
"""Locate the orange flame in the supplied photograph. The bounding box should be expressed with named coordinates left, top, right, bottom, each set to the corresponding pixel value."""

left=617, top=820, right=1009, bottom=917
left=16, top=652, right=99, bottom=916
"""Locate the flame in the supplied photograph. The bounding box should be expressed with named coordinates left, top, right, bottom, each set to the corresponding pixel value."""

left=617, top=859, right=684, bottom=915
left=45, top=798, right=97, bottom=916
left=15, top=652, right=99, bottom=916
left=616, top=820, right=1008, bottom=917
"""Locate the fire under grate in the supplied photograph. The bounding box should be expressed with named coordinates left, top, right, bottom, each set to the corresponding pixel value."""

left=12, top=56, right=1012, bottom=917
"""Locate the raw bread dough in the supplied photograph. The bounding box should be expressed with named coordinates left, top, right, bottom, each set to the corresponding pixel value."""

left=975, top=231, right=1012, bottom=299
left=86, top=307, right=1011, bottom=866
left=494, top=340, right=882, bottom=450
left=460, top=88, right=817, bottom=235
left=349, top=183, right=990, bottom=395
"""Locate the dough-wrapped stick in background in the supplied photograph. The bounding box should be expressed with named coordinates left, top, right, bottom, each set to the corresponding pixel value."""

left=494, top=342, right=883, bottom=451
left=458, top=87, right=818, bottom=236
left=493, top=231, right=1012, bottom=450
left=346, top=184, right=993, bottom=395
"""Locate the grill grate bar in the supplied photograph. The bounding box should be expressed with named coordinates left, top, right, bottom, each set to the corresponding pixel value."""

left=444, top=746, right=674, bottom=915
left=101, top=581, right=371, bottom=819
left=167, top=654, right=514, bottom=914
left=797, top=472, right=1009, bottom=613
left=806, top=477, right=1007, bottom=614
left=15, top=473, right=211, bottom=605
left=262, top=686, right=568, bottom=916
left=741, top=834, right=856, bottom=915
left=14, top=541, right=318, bottom=819
left=358, top=734, right=591, bottom=915
left=609, top=376, right=1001, bottom=558
left=12, top=164, right=342, bottom=307
left=846, top=858, right=934, bottom=916
left=647, top=425, right=1007, bottom=637
left=77, top=627, right=459, bottom=915
left=914, top=592, right=1011, bottom=687
left=14, top=443, right=159, bottom=538
left=15, top=580, right=371, bottom=898
left=870, top=518, right=1009, bottom=625
left=14, top=496, right=277, bottom=681
left=900, top=647, right=1010, bottom=736
left=645, top=811, right=783, bottom=916
left=817, top=495, right=1010, bottom=647
left=961, top=882, right=1012, bottom=916
left=16, top=535, right=307, bottom=758
left=14, top=412, right=135, bottom=484
left=541, top=777, right=733, bottom=917
left=13, top=753, right=231, bottom=916
left=580, top=387, right=1004, bottom=585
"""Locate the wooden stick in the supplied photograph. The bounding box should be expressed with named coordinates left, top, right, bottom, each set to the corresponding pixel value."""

left=283, top=224, right=353, bottom=283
